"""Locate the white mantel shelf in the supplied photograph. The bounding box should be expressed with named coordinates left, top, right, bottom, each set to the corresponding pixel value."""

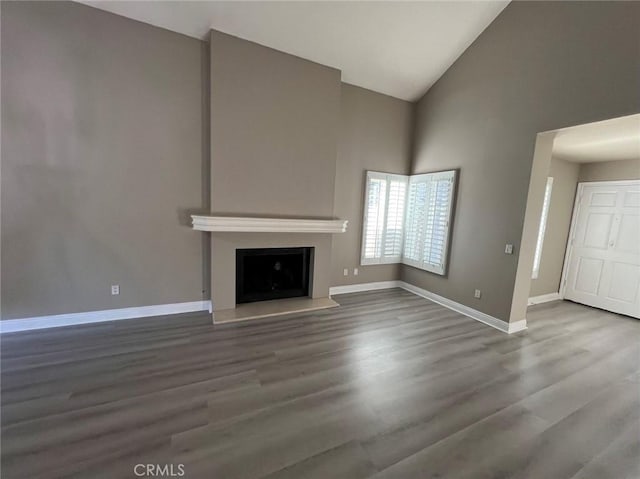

left=191, top=215, right=348, bottom=233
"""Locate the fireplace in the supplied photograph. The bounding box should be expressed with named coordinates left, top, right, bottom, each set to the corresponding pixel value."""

left=236, top=247, right=313, bottom=304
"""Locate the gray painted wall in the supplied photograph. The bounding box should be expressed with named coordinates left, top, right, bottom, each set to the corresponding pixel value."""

left=579, top=159, right=640, bottom=182
left=1, top=2, right=206, bottom=319
left=1, top=4, right=404, bottom=320
left=5, top=1, right=638, bottom=323
left=530, top=157, right=579, bottom=297
left=404, top=1, right=640, bottom=322
left=209, top=30, right=340, bottom=218
left=208, top=31, right=341, bottom=311
left=331, top=84, right=413, bottom=287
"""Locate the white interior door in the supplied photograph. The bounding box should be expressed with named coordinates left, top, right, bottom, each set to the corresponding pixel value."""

left=563, top=181, right=640, bottom=318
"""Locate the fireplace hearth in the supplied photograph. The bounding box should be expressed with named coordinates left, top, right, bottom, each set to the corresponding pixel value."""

left=236, top=247, right=313, bottom=304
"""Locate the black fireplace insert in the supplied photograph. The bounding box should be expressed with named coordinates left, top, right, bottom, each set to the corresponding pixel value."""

left=236, top=247, right=313, bottom=304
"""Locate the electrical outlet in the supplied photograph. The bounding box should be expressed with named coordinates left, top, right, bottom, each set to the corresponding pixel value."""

left=353, top=268, right=359, bottom=276
left=111, top=284, right=120, bottom=296
left=343, top=268, right=349, bottom=276
left=474, top=289, right=481, bottom=299
left=504, top=244, right=514, bottom=255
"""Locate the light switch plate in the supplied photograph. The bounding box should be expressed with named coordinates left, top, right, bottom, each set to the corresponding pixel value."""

left=474, top=289, right=481, bottom=299
left=505, top=244, right=514, bottom=255
left=111, top=284, right=120, bottom=295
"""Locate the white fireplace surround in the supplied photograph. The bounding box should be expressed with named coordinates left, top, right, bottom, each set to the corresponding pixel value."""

left=191, top=215, right=348, bottom=233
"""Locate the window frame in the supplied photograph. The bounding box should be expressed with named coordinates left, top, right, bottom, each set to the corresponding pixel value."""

left=360, top=169, right=457, bottom=276
left=402, top=170, right=457, bottom=276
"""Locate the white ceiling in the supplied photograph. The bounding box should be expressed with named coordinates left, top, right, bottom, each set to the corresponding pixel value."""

left=553, top=114, right=640, bottom=163
left=79, top=1, right=509, bottom=101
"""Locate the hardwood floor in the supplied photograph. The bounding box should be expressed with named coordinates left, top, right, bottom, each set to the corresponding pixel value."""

left=1, top=288, right=639, bottom=479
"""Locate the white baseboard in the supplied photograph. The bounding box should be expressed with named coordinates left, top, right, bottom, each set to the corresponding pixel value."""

left=0, top=301, right=212, bottom=333
left=399, top=282, right=526, bottom=334
left=330, top=279, right=526, bottom=334
left=528, top=292, right=562, bottom=306
left=5, top=279, right=529, bottom=335
left=329, top=280, right=401, bottom=296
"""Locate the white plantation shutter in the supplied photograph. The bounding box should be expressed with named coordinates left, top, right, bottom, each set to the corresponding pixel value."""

left=361, top=172, right=408, bottom=265
left=403, top=170, right=457, bottom=275
left=403, top=180, right=427, bottom=263
left=362, top=174, right=388, bottom=261
left=361, top=169, right=456, bottom=274
left=384, top=179, right=407, bottom=257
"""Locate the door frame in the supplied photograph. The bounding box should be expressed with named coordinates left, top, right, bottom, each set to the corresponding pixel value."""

left=559, top=179, right=640, bottom=299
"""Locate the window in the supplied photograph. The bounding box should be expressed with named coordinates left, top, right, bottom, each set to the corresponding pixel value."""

left=403, top=171, right=456, bottom=275
left=532, top=177, right=553, bottom=279
left=361, top=172, right=408, bottom=264
left=361, top=169, right=457, bottom=275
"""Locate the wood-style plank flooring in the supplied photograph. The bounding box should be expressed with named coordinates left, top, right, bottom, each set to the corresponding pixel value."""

left=1, top=289, right=639, bottom=478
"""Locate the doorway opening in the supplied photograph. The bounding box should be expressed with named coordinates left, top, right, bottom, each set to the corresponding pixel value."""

left=512, top=114, right=640, bottom=321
